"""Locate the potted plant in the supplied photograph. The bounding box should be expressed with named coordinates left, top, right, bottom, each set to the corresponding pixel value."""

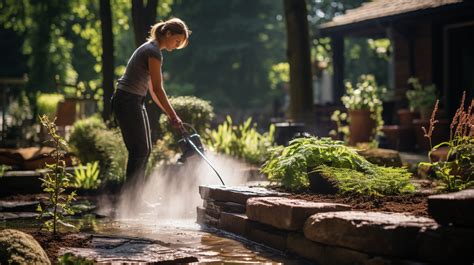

left=406, top=77, right=437, bottom=120
left=341, top=74, right=384, bottom=146
left=406, top=78, right=449, bottom=150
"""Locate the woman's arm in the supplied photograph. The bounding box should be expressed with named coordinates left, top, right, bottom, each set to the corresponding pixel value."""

left=148, top=57, right=183, bottom=128
left=148, top=79, right=166, bottom=113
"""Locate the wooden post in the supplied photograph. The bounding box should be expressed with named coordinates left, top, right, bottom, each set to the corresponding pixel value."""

left=284, top=0, right=314, bottom=122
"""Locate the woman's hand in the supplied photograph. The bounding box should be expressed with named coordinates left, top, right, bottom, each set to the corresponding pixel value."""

left=170, top=115, right=185, bottom=133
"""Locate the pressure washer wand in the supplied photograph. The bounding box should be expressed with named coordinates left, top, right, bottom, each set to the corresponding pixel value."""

left=184, top=136, right=226, bottom=186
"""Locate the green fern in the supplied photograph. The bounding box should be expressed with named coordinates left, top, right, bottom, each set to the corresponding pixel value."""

left=74, top=161, right=101, bottom=190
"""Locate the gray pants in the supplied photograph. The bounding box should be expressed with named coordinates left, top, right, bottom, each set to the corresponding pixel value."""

left=112, top=89, right=152, bottom=188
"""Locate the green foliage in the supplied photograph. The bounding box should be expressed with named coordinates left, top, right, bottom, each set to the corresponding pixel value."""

left=261, top=136, right=414, bottom=195
left=74, top=161, right=101, bottom=190
left=36, top=93, right=64, bottom=120
left=0, top=165, right=12, bottom=177
left=268, top=62, right=289, bottom=91
left=261, top=137, right=373, bottom=191
left=329, top=110, right=349, bottom=142
left=69, top=116, right=127, bottom=185
left=406, top=77, right=437, bottom=117
left=58, top=253, right=94, bottom=265
left=420, top=95, right=474, bottom=191
left=206, top=116, right=275, bottom=165
left=159, top=96, right=215, bottom=139
left=314, top=165, right=414, bottom=196
left=68, top=116, right=107, bottom=162
left=7, top=93, right=33, bottom=127
left=166, top=0, right=286, bottom=109
left=37, top=115, right=76, bottom=234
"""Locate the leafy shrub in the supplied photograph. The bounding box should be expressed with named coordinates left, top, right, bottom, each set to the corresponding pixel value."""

left=159, top=96, right=215, bottom=138
left=68, top=115, right=107, bottom=162
left=206, top=116, right=275, bottom=165
left=36, top=93, right=64, bottom=119
left=261, top=137, right=414, bottom=195
left=37, top=115, right=76, bottom=234
left=406, top=77, right=437, bottom=118
left=341, top=74, right=385, bottom=142
left=314, top=165, right=414, bottom=196
left=74, top=161, right=100, bottom=190
left=69, top=116, right=127, bottom=185
left=7, top=92, right=33, bottom=127
left=420, top=93, right=473, bottom=191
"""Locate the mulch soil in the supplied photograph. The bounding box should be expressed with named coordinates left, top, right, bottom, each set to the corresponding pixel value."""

left=286, top=193, right=428, bottom=216
left=15, top=229, right=92, bottom=263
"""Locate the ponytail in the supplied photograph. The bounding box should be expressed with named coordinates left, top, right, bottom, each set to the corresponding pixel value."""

left=148, top=18, right=191, bottom=48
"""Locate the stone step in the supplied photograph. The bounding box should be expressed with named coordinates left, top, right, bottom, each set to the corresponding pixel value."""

left=246, top=197, right=351, bottom=231
left=217, top=211, right=288, bottom=251
left=303, top=211, right=438, bottom=258
left=0, top=200, right=39, bottom=212
left=428, top=189, right=474, bottom=227
left=199, top=185, right=288, bottom=205
left=0, top=212, right=38, bottom=220
left=219, top=211, right=249, bottom=236
left=203, top=199, right=246, bottom=214
left=196, top=206, right=219, bottom=227
left=287, top=233, right=428, bottom=265
left=59, top=234, right=198, bottom=264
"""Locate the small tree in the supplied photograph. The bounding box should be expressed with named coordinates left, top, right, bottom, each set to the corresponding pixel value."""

left=37, top=115, right=76, bottom=234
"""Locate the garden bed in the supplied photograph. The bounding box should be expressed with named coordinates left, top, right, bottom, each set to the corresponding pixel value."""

left=286, top=193, right=428, bottom=216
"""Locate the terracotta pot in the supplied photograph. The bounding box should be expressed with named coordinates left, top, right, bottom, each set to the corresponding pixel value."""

left=413, top=119, right=450, bottom=151
left=397, top=109, right=419, bottom=126
left=381, top=125, right=416, bottom=151
left=348, top=109, right=376, bottom=146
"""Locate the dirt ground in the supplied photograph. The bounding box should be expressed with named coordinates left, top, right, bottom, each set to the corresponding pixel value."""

left=287, top=193, right=428, bottom=216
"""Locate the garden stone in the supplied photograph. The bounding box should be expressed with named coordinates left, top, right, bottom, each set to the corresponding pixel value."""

left=357, top=148, right=403, bottom=167
left=418, top=226, right=474, bottom=264
left=246, top=197, right=350, bottom=231
left=203, top=199, right=246, bottom=214
left=196, top=206, right=219, bottom=227
left=219, top=212, right=249, bottom=236
left=59, top=234, right=198, bottom=264
left=247, top=221, right=288, bottom=251
left=0, top=229, right=50, bottom=265
left=199, top=185, right=287, bottom=205
left=287, top=233, right=426, bottom=265
left=428, top=189, right=474, bottom=227
left=0, top=200, right=39, bottom=212
left=304, top=211, right=438, bottom=258
left=0, top=212, right=38, bottom=220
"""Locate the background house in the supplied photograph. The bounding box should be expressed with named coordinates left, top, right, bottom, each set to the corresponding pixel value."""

left=320, top=0, right=474, bottom=119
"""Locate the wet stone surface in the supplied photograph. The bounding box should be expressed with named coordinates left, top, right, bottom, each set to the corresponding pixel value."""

left=0, top=212, right=38, bottom=220
left=0, top=200, right=39, bottom=212
left=60, top=234, right=198, bottom=264
left=199, top=185, right=288, bottom=205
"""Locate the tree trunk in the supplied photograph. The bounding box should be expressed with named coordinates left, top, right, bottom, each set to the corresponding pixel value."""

left=132, top=0, right=161, bottom=142
left=132, top=0, right=158, bottom=47
left=100, top=0, right=114, bottom=122
left=284, top=0, right=313, bottom=122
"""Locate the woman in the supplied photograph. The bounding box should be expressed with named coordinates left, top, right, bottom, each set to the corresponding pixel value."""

left=112, top=18, right=191, bottom=188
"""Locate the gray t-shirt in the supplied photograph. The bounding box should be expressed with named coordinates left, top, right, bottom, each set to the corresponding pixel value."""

left=117, top=41, right=163, bottom=96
